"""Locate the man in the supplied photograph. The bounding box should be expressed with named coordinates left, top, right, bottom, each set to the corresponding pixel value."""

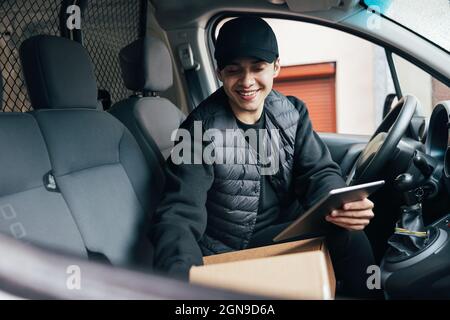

left=151, top=16, right=377, bottom=298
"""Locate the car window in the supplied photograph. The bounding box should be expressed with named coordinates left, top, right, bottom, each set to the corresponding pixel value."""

left=364, top=0, right=450, bottom=52
left=393, top=53, right=450, bottom=118
left=215, top=18, right=395, bottom=135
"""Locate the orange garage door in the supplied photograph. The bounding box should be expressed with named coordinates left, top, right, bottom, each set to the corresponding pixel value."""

left=273, top=62, right=336, bottom=132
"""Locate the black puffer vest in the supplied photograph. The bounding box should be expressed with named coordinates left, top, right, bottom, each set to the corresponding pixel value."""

left=186, top=88, right=301, bottom=255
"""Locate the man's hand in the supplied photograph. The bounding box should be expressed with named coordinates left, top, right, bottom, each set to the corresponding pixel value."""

left=325, top=198, right=374, bottom=231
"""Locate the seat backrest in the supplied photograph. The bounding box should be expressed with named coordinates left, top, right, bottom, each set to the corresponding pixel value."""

left=0, top=106, right=87, bottom=258
left=1, top=65, right=87, bottom=256
left=18, top=35, right=163, bottom=266
left=110, top=36, right=186, bottom=160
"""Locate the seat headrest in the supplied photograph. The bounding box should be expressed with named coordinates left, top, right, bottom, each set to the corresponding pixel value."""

left=19, top=35, right=98, bottom=110
left=119, top=36, right=173, bottom=94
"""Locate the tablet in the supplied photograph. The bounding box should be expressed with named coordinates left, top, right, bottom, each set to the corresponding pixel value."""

left=273, top=180, right=385, bottom=242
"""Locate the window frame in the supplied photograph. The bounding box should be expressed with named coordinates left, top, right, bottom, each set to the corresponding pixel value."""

left=206, top=12, right=450, bottom=89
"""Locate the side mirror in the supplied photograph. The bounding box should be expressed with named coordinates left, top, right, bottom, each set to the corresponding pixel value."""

left=382, top=93, right=397, bottom=118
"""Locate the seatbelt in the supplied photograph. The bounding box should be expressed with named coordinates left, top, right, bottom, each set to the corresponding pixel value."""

left=177, top=43, right=206, bottom=111
left=97, top=89, right=112, bottom=111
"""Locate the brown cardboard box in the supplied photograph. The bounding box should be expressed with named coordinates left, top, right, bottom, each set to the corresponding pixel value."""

left=189, top=237, right=335, bottom=300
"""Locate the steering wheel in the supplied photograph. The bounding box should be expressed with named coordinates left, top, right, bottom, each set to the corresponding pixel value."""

left=346, top=95, right=418, bottom=185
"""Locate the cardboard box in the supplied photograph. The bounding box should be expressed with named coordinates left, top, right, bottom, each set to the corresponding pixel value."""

left=189, top=237, right=335, bottom=300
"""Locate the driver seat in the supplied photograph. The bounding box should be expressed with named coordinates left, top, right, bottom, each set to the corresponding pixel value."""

left=110, top=36, right=186, bottom=160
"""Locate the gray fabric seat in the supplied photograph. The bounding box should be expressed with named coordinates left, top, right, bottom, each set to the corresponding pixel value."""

left=0, top=74, right=87, bottom=257
left=14, top=35, right=163, bottom=267
left=110, top=36, right=186, bottom=160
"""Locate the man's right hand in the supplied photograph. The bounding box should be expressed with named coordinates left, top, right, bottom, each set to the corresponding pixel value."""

left=325, top=198, right=375, bottom=231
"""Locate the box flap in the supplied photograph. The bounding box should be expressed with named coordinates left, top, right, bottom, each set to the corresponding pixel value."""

left=204, top=237, right=324, bottom=265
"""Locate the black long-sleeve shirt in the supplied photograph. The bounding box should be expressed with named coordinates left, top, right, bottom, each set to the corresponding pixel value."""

left=235, top=111, right=280, bottom=234
left=150, top=96, right=346, bottom=279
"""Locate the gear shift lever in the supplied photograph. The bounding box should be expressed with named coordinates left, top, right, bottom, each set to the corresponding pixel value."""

left=388, top=173, right=428, bottom=257
left=395, top=173, right=418, bottom=205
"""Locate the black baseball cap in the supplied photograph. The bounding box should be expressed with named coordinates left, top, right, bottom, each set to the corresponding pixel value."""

left=214, top=16, right=279, bottom=70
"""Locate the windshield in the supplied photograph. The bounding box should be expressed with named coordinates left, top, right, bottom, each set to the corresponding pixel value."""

left=364, top=0, right=450, bottom=52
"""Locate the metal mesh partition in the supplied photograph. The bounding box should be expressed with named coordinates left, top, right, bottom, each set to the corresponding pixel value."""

left=82, top=0, right=142, bottom=104
left=0, top=0, right=143, bottom=112
left=0, top=0, right=61, bottom=112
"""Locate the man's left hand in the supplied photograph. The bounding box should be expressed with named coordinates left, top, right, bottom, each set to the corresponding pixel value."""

left=325, top=198, right=374, bottom=231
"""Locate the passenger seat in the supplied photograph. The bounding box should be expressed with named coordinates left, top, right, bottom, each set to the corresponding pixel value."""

left=0, top=74, right=87, bottom=258
left=110, top=36, right=186, bottom=160
left=11, top=35, right=164, bottom=267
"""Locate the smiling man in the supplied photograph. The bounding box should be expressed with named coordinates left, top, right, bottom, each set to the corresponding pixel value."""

left=151, top=16, right=377, bottom=298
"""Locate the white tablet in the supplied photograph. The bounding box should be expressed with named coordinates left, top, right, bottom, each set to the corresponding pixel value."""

left=273, top=180, right=385, bottom=242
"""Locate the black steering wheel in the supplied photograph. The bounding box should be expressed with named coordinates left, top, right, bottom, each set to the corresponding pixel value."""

left=346, top=95, right=418, bottom=185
